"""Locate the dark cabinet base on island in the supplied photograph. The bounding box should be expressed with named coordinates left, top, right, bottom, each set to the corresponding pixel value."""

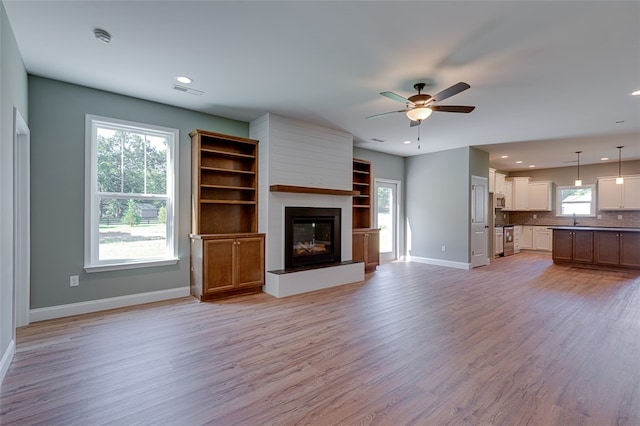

left=551, top=227, right=640, bottom=270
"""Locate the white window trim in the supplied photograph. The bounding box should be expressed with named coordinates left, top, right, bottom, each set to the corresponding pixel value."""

left=555, top=184, right=597, bottom=217
left=84, top=115, right=179, bottom=272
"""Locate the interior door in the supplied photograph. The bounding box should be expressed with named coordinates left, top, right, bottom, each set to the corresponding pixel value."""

left=375, top=179, right=399, bottom=262
left=471, top=175, right=489, bottom=268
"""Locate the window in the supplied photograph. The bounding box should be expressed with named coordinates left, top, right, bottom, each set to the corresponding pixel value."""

left=85, top=115, right=179, bottom=272
left=556, top=184, right=596, bottom=217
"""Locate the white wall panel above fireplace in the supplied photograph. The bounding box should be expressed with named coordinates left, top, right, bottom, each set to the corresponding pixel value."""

left=250, top=113, right=356, bottom=277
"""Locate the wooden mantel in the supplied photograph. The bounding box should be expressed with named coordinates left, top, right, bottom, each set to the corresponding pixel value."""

left=270, top=185, right=359, bottom=196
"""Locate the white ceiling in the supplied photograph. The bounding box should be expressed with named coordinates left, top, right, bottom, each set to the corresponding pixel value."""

left=4, top=1, right=640, bottom=171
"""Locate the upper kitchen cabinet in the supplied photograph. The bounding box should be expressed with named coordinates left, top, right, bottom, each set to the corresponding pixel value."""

left=528, top=181, right=553, bottom=211
left=495, top=172, right=506, bottom=195
left=489, top=168, right=496, bottom=193
left=598, top=175, right=640, bottom=210
left=511, top=177, right=530, bottom=210
left=504, top=177, right=553, bottom=211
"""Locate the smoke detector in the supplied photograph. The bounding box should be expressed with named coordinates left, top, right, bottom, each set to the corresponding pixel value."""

left=93, top=28, right=112, bottom=43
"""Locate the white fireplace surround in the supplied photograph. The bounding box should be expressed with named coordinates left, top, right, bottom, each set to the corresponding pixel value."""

left=250, top=113, right=365, bottom=297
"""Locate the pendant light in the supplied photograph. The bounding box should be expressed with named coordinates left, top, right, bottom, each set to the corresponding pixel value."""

left=574, top=151, right=582, bottom=186
left=616, top=146, right=624, bottom=184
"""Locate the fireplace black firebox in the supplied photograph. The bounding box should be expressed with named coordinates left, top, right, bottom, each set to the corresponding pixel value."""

left=285, top=207, right=341, bottom=269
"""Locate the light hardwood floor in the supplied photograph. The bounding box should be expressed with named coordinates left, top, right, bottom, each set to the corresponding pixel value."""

left=2, top=253, right=639, bottom=425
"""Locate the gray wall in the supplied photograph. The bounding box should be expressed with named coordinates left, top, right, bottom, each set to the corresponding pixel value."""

left=28, top=76, right=248, bottom=309
left=405, top=147, right=472, bottom=263
left=1, top=1, right=28, bottom=372
left=353, top=147, right=406, bottom=257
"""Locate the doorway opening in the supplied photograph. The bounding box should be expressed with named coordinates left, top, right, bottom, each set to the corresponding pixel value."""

left=375, top=179, right=400, bottom=262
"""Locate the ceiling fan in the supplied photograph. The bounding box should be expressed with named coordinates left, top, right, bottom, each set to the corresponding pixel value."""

left=366, top=81, right=475, bottom=127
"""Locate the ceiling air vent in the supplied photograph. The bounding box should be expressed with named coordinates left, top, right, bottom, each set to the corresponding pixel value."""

left=172, top=84, right=203, bottom=96
left=370, top=138, right=385, bottom=143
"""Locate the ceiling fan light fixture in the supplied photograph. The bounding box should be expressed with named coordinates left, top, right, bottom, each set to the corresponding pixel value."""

left=406, top=107, right=432, bottom=122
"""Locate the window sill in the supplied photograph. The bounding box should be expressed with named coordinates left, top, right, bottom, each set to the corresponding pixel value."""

left=85, top=257, right=179, bottom=273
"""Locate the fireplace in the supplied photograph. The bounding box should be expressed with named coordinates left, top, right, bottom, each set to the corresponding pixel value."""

left=284, top=207, right=341, bottom=269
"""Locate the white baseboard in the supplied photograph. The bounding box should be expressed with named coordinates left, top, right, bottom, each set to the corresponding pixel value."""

left=29, top=287, right=190, bottom=323
left=408, top=255, right=471, bottom=270
left=0, top=339, right=16, bottom=386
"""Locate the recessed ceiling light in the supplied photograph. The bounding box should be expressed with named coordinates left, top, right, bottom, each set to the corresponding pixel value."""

left=176, top=76, right=193, bottom=84
left=516, top=160, right=523, bottom=164
left=500, top=155, right=509, bottom=159
left=93, top=28, right=111, bottom=43
left=403, top=140, right=411, bottom=144
left=529, top=165, right=536, bottom=168
left=632, top=90, right=640, bottom=96
left=601, top=157, right=609, bottom=161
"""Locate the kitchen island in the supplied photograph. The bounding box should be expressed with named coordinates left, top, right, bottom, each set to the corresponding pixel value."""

left=550, top=226, right=640, bottom=270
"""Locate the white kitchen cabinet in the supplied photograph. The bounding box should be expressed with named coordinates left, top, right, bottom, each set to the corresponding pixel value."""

left=494, top=228, right=504, bottom=256
left=528, top=181, right=553, bottom=211
left=495, top=172, right=506, bottom=195
left=514, top=225, right=522, bottom=253
left=521, top=226, right=533, bottom=249
left=504, top=180, right=513, bottom=210
left=512, top=177, right=530, bottom=210
left=533, top=226, right=552, bottom=252
left=489, top=168, right=496, bottom=193
left=598, top=176, right=640, bottom=210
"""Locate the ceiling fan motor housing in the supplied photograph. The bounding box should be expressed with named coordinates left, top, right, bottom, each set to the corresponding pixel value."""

left=408, top=93, right=432, bottom=106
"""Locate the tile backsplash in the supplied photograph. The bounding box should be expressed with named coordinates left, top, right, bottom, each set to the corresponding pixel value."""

left=500, top=210, right=639, bottom=228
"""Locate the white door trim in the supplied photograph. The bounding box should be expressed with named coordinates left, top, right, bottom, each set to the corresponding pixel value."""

left=13, top=108, right=30, bottom=327
left=374, top=178, right=401, bottom=263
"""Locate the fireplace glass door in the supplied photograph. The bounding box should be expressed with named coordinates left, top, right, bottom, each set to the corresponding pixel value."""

left=285, top=207, right=341, bottom=268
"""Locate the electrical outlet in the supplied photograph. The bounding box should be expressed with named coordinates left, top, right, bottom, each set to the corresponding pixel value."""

left=70, top=275, right=79, bottom=287
left=618, top=214, right=623, bottom=220
left=441, top=245, right=446, bottom=252
left=533, top=214, right=537, bottom=219
left=597, top=214, right=602, bottom=220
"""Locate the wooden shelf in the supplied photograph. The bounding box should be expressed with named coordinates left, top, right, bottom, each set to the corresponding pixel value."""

left=201, top=148, right=256, bottom=159
left=352, top=158, right=372, bottom=229
left=202, top=167, right=256, bottom=175
left=190, top=129, right=264, bottom=301
left=200, top=200, right=257, bottom=205
left=269, top=185, right=359, bottom=196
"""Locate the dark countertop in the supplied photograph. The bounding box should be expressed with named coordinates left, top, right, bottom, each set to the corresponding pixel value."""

left=548, top=226, right=640, bottom=233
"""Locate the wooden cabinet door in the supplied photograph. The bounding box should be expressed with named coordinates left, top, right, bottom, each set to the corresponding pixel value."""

left=572, top=231, right=594, bottom=263
left=552, top=230, right=573, bottom=261
left=352, top=231, right=366, bottom=263
left=203, top=238, right=235, bottom=293
left=619, top=232, right=640, bottom=268
left=235, top=235, right=265, bottom=288
left=595, top=231, right=620, bottom=266
left=366, top=230, right=380, bottom=270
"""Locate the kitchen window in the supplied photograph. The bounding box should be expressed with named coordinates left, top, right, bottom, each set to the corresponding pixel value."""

left=556, top=184, right=596, bottom=217
left=84, top=115, right=179, bottom=272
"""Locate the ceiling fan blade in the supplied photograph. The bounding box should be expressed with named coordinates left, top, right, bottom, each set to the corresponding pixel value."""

left=380, top=91, right=413, bottom=105
left=409, top=120, right=422, bottom=127
left=431, top=105, right=475, bottom=113
left=365, top=109, right=408, bottom=119
left=431, top=82, right=470, bottom=102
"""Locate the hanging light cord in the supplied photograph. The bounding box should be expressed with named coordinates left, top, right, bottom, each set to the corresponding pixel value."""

left=618, top=146, right=622, bottom=176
